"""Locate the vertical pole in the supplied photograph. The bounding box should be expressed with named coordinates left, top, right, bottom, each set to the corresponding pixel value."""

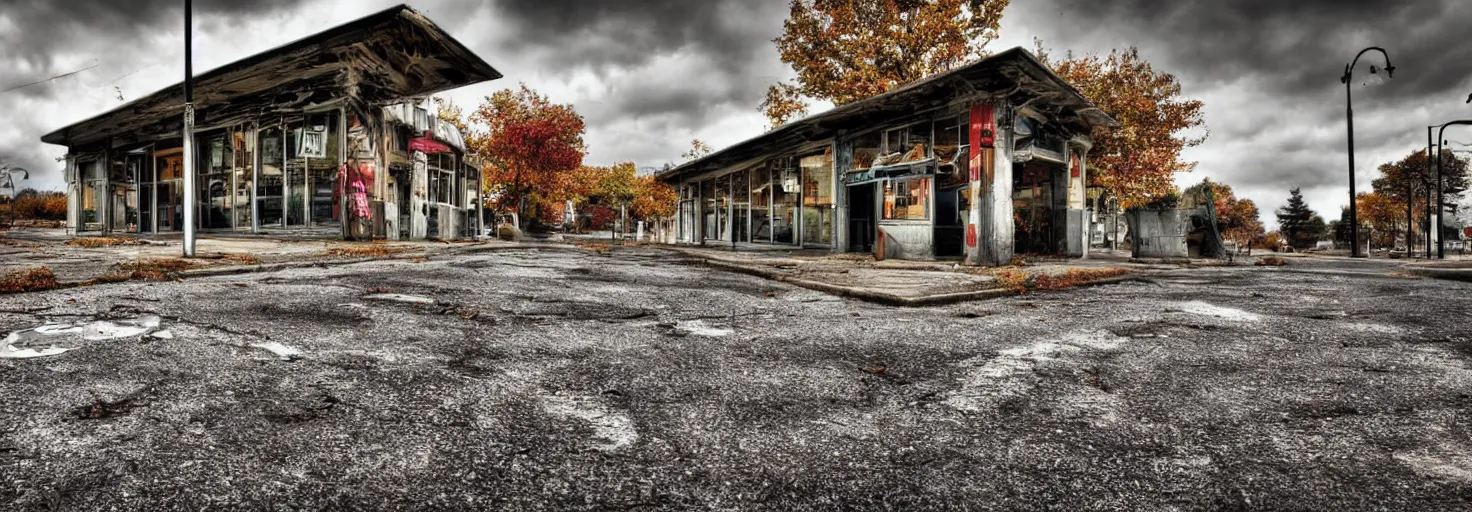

left=1427, top=126, right=1434, bottom=258
left=1408, top=138, right=1417, bottom=258
left=1346, top=79, right=1360, bottom=257
left=1437, top=132, right=1446, bottom=259
left=181, top=0, right=196, bottom=257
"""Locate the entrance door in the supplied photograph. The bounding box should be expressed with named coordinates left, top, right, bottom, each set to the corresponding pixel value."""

left=154, top=148, right=184, bottom=232
left=197, top=131, right=234, bottom=230
left=847, top=182, right=876, bottom=252
left=285, top=121, right=307, bottom=227
left=1013, top=162, right=1057, bottom=254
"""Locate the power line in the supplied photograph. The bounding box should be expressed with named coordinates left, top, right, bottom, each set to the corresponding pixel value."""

left=0, top=62, right=101, bottom=94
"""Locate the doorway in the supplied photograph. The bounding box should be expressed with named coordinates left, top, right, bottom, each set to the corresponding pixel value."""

left=847, top=182, right=876, bottom=252
left=1013, top=162, right=1063, bottom=254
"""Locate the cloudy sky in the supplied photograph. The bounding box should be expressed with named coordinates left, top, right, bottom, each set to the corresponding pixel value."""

left=3, top=0, right=1470, bottom=228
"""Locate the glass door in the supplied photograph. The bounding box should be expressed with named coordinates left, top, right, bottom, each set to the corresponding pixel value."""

left=257, top=125, right=285, bottom=228
left=800, top=149, right=834, bottom=245
left=751, top=166, right=771, bottom=243
left=155, top=148, right=183, bottom=232
left=305, top=110, right=342, bottom=228
left=232, top=127, right=254, bottom=230
left=731, top=170, right=749, bottom=243
left=196, top=130, right=234, bottom=230
left=772, top=158, right=798, bottom=244
left=284, top=121, right=307, bottom=227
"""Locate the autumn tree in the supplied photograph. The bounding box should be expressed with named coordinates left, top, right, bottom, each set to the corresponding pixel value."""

left=763, top=0, right=1010, bottom=129
left=1370, top=148, right=1469, bottom=244
left=631, top=176, right=677, bottom=221
left=471, top=84, right=586, bottom=228
left=1356, top=191, right=1400, bottom=252
left=760, top=82, right=809, bottom=130
left=682, top=139, right=714, bottom=162
left=1037, top=44, right=1207, bottom=207
left=1276, top=188, right=1325, bottom=250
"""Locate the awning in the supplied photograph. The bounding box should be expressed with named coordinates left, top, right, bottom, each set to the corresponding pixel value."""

left=409, top=137, right=453, bottom=154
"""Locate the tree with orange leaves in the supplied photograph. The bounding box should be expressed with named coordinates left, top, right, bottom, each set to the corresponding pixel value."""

left=763, top=0, right=1010, bottom=129
left=470, top=84, right=586, bottom=228
left=1036, top=43, right=1207, bottom=207
left=631, top=176, right=677, bottom=221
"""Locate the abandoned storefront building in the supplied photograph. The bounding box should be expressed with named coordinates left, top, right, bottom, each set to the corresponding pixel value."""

left=658, top=48, right=1117, bottom=265
left=42, top=5, right=498, bottom=241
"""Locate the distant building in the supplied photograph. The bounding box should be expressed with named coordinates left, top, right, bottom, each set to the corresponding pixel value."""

left=657, top=48, right=1117, bottom=265
left=43, top=5, right=500, bottom=241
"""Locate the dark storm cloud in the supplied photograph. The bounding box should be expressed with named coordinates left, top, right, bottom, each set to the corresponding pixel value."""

left=1054, top=0, right=1472, bottom=99
left=0, top=0, right=300, bottom=77
left=489, top=0, right=783, bottom=74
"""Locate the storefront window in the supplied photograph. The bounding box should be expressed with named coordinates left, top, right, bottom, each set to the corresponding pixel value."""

left=882, top=177, right=930, bottom=220
left=800, top=149, right=833, bottom=245
left=751, top=165, right=771, bottom=242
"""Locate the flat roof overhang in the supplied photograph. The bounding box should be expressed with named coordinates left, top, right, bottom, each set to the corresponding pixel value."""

left=41, top=4, right=500, bottom=148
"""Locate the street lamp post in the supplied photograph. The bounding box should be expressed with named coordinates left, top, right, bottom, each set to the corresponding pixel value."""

left=1, top=166, right=29, bottom=227
left=1342, top=47, right=1394, bottom=258
left=1434, top=121, right=1472, bottom=259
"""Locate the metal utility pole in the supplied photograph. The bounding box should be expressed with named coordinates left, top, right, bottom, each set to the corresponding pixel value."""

left=1341, top=47, right=1394, bottom=258
left=181, top=0, right=196, bottom=257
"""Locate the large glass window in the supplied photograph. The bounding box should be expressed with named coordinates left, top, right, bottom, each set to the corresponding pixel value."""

left=751, top=165, right=772, bottom=242
left=801, top=149, right=834, bottom=245
left=883, top=177, right=930, bottom=220
left=257, top=126, right=285, bottom=227
left=772, top=157, right=798, bottom=244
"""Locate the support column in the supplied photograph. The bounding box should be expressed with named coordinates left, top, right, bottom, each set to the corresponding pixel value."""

left=1065, top=141, right=1092, bottom=258
left=833, top=136, right=852, bottom=253
left=966, top=102, right=1013, bottom=266
left=410, top=150, right=428, bottom=240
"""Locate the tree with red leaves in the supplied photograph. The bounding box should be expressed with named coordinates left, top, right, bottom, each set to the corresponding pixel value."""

left=471, top=84, right=586, bottom=228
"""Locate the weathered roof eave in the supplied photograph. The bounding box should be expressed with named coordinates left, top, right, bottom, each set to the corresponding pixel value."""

left=658, top=47, right=1120, bottom=183
left=40, top=4, right=500, bottom=147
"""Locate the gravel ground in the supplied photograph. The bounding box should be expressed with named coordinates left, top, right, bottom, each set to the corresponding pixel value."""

left=2, top=248, right=1471, bottom=510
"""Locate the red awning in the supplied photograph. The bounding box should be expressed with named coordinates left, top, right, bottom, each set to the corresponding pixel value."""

left=409, top=136, right=452, bottom=154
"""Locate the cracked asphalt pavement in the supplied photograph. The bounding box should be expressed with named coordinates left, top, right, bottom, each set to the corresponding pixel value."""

left=2, top=248, right=1471, bottom=510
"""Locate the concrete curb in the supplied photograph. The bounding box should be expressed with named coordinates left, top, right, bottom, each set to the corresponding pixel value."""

left=690, top=255, right=1142, bottom=307
left=1404, top=268, right=1472, bottom=282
